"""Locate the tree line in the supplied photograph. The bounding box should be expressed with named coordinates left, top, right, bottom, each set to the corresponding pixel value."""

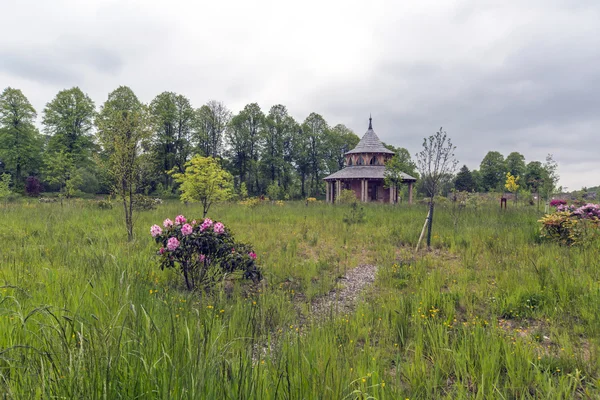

left=453, top=150, right=559, bottom=199
left=0, top=86, right=364, bottom=199
left=0, top=85, right=559, bottom=201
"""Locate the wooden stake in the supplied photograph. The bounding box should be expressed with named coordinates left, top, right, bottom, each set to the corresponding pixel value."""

left=415, top=209, right=431, bottom=253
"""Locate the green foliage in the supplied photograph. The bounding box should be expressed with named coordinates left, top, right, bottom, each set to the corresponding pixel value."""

left=454, top=165, right=477, bottom=192
left=171, top=156, right=234, bottom=217
left=260, top=104, right=298, bottom=190
left=42, top=87, right=96, bottom=166
left=0, top=173, right=12, bottom=199
left=149, top=91, right=194, bottom=191
left=266, top=182, right=282, bottom=200
left=506, top=151, right=526, bottom=177
left=96, top=199, right=113, bottom=209
left=342, top=201, right=365, bottom=225
left=132, top=195, right=161, bottom=211
left=194, top=100, right=231, bottom=158
left=524, top=161, right=548, bottom=193
left=0, top=87, right=42, bottom=187
left=480, top=151, right=506, bottom=191
left=95, top=86, right=150, bottom=240
left=384, top=149, right=418, bottom=195
left=238, top=181, right=248, bottom=200
left=226, top=103, right=264, bottom=194
left=324, top=124, right=360, bottom=173
left=43, top=150, right=82, bottom=199
left=338, top=188, right=357, bottom=204
left=299, top=113, right=328, bottom=197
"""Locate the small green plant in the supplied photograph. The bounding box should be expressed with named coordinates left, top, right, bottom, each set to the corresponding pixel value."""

left=343, top=202, right=365, bottom=225
left=132, top=195, right=160, bottom=211
left=0, top=173, right=12, bottom=201
left=97, top=199, right=113, bottom=210
left=338, top=189, right=357, bottom=204
left=266, top=183, right=282, bottom=201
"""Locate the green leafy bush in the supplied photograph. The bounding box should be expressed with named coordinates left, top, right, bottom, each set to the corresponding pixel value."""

left=133, top=195, right=161, bottom=211
left=338, top=189, right=357, bottom=204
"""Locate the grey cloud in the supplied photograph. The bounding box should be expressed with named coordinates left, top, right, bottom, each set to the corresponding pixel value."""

left=0, top=38, right=123, bottom=84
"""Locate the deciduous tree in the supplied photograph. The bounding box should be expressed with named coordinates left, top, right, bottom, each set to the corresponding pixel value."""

left=149, top=92, right=194, bottom=191
left=480, top=151, right=506, bottom=191
left=416, top=127, right=458, bottom=249
left=301, top=113, right=328, bottom=197
left=95, top=86, right=150, bottom=241
left=506, top=151, right=526, bottom=178
left=0, top=87, right=42, bottom=187
left=261, top=105, right=297, bottom=189
left=42, top=87, right=96, bottom=166
left=226, top=103, right=264, bottom=194
left=171, top=156, right=234, bottom=217
left=384, top=149, right=418, bottom=202
left=193, top=100, right=230, bottom=158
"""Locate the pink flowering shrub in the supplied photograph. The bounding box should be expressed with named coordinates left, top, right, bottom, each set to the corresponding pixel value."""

left=572, top=203, right=600, bottom=220
left=540, top=203, right=600, bottom=246
left=549, top=199, right=567, bottom=207
left=151, top=215, right=261, bottom=290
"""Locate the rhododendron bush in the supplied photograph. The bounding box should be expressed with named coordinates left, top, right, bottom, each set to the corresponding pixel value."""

left=151, top=215, right=261, bottom=290
left=540, top=203, right=600, bottom=246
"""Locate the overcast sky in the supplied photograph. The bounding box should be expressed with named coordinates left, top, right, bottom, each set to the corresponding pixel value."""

left=1, top=0, right=598, bottom=190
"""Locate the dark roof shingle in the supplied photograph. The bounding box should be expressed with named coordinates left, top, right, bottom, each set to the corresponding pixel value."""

left=345, top=119, right=394, bottom=155
left=323, top=166, right=416, bottom=181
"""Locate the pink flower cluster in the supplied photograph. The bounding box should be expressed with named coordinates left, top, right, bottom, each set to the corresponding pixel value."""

left=150, top=224, right=162, bottom=237
left=167, top=237, right=180, bottom=251
left=199, top=218, right=213, bottom=232
left=151, top=215, right=231, bottom=254
left=573, top=203, right=600, bottom=220
left=214, top=222, right=224, bottom=234
left=248, top=251, right=257, bottom=260
left=557, top=204, right=576, bottom=213
left=181, top=224, right=193, bottom=236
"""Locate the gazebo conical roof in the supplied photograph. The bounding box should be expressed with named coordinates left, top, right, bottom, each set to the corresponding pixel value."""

left=345, top=117, right=394, bottom=155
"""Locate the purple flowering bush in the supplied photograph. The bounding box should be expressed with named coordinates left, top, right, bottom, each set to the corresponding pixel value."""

left=549, top=199, right=567, bottom=207
left=539, top=203, right=600, bottom=246
left=151, top=215, right=261, bottom=290
left=572, top=203, right=600, bottom=220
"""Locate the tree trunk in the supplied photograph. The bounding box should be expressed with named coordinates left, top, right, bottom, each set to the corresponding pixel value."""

left=426, top=199, right=435, bottom=249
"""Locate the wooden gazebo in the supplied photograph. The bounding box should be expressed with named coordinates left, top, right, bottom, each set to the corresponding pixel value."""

left=324, top=117, right=416, bottom=204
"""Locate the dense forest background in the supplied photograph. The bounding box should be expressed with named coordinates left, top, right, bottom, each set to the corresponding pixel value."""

left=0, top=86, right=592, bottom=201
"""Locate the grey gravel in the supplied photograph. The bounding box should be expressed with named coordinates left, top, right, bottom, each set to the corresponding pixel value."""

left=308, top=264, right=378, bottom=322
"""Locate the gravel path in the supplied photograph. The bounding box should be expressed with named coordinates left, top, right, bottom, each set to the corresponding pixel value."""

left=308, top=264, right=378, bottom=321
left=252, top=264, right=378, bottom=362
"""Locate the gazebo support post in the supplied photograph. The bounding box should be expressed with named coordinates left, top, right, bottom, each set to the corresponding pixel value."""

left=408, top=181, right=414, bottom=205
left=326, top=181, right=330, bottom=203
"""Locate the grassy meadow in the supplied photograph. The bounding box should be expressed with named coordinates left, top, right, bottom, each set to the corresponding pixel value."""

left=0, top=199, right=599, bottom=398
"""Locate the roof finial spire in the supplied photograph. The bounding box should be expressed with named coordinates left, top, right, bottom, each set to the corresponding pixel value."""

left=368, top=114, right=372, bottom=130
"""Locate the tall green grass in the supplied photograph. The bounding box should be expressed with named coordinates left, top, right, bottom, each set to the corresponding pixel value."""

left=0, top=200, right=598, bottom=398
